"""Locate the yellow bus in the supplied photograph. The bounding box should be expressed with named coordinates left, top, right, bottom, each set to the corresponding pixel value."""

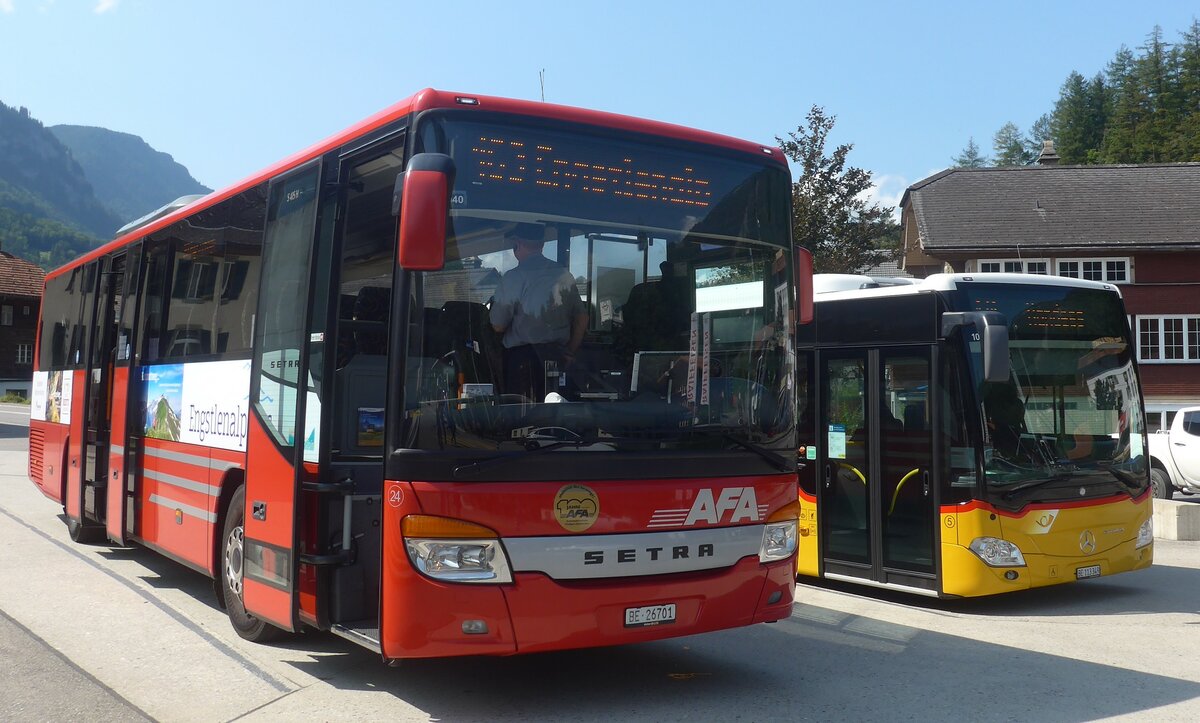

left=795, top=273, right=1152, bottom=597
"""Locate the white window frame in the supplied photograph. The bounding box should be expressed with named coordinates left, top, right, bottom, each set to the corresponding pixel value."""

left=15, top=343, right=32, bottom=364
left=1055, top=256, right=1130, bottom=283
left=1136, top=314, right=1200, bottom=364
left=976, top=258, right=1051, bottom=275
left=0, top=305, right=11, bottom=326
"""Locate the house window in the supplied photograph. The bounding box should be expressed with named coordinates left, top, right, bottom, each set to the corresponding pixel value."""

left=978, top=258, right=1050, bottom=274
left=0, top=305, right=11, bottom=326
left=1056, top=257, right=1129, bottom=283
left=16, top=343, right=32, bottom=365
left=1138, top=315, right=1200, bottom=363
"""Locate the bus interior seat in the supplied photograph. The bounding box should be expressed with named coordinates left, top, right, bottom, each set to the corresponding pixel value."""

left=332, top=286, right=390, bottom=456
left=438, top=300, right=501, bottom=386
left=904, top=403, right=925, bottom=431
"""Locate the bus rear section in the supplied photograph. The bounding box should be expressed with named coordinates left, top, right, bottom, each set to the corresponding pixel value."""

left=796, top=273, right=1152, bottom=597
left=29, top=89, right=809, bottom=659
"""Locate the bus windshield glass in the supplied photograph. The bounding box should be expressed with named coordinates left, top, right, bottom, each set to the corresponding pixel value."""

left=400, top=115, right=794, bottom=472
left=955, top=282, right=1147, bottom=501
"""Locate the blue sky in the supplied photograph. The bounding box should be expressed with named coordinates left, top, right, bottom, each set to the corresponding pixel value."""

left=1, top=1, right=1196, bottom=215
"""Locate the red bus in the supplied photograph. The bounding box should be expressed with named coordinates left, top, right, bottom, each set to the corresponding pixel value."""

left=28, top=89, right=812, bottom=661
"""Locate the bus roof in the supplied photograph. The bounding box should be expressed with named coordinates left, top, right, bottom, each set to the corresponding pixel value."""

left=814, top=272, right=1123, bottom=302
left=47, top=89, right=787, bottom=281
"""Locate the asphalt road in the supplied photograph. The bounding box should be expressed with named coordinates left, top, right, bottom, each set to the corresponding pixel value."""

left=2, top=402, right=1199, bottom=721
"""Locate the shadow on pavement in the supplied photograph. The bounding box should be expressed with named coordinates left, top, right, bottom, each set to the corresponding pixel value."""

left=800, top=562, right=1200, bottom=618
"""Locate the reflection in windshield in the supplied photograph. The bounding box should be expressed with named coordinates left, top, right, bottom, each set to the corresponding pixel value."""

left=959, top=283, right=1147, bottom=500
left=400, top=117, right=795, bottom=468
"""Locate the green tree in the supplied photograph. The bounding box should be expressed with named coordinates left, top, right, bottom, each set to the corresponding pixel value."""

left=1170, top=19, right=1200, bottom=159
left=777, top=106, right=898, bottom=273
left=1025, top=113, right=1053, bottom=161
left=1100, top=46, right=1142, bottom=162
left=992, top=122, right=1031, bottom=166
left=1051, top=72, right=1108, bottom=163
left=1133, top=25, right=1181, bottom=162
left=952, top=137, right=988, bottom=167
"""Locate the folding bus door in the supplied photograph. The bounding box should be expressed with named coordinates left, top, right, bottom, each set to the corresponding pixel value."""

left=819, top=346, right=937, bottom=592
left=242, top=163, right=324, bottom=631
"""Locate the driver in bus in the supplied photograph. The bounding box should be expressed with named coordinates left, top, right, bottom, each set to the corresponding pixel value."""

left=490, top=223, right=589, bottom=401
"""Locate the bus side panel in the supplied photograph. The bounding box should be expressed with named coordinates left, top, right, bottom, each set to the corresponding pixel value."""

left=29, top=419, right=68, bottom=503
left=64, top=369, right=88, bottom=523
left=139, top=438, right=216, bottom=572
left=797, top=489, right=819, bottom=576
left=105, top=366, right=131, bottom=543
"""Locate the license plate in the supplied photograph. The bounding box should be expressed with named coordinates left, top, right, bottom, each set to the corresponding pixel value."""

left=1076, top=565, right=1102, bottom=579
left=624, top=603, right=676, bottom=628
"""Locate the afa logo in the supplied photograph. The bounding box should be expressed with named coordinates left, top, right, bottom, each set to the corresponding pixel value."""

left=554, top=484, right=599, bottom=532
left=648, top=487, right=766, bottom=528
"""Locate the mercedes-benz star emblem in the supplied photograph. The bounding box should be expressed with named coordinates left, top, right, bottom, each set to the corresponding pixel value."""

left=1079, top=529, right=1097, bottom=554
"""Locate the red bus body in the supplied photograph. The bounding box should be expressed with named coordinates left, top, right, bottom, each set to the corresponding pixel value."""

left=28, top=90, right=803, bottom=660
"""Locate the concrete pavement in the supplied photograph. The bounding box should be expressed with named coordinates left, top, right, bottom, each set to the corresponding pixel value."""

left=2, top=405, right=1199, bottom=721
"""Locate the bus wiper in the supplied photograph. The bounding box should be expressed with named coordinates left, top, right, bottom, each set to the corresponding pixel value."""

left=453, top=439, right=590, bottom=478
left=999, top=473, right=1073, bottom=500
left=687, top=427, right=791, bottom=472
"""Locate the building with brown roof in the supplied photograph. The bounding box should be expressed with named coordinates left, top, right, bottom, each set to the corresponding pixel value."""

left=899, top=151, right=1200, bottom=430
left=0, top=249, right=45, bottom=398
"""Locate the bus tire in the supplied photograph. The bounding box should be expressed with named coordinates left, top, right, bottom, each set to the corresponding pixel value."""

left=1150, top=468, right=1173, bottom=500
left=66, top=513, right=105, bottom=544
left=221, top=485, right=286, bottom=643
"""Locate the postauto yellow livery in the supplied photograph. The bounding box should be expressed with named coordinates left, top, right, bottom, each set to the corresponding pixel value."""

left=795, top=273, right=1153, bottom=597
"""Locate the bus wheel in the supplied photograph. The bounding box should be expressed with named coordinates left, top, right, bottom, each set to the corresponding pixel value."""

left=66, top=514, right=105, bottom=544
left=221, top=486, right=285, bottom=642
left=1150, top=468, right=1174, bottom=500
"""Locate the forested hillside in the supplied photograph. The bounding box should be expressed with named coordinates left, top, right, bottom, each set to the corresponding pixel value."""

left=0, top=101, right=122, bottom=238
left=50, top=125, right=210, bottom=224
left=0, top=101, right=211, bottom=269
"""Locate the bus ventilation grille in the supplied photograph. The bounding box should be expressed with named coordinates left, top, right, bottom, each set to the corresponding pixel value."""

left=28, top=427, right=44, bottom=484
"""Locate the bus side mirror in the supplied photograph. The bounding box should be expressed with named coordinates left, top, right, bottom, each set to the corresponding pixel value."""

left=393, top=153, right=455, bottom=271
left=942, top=311, right=1010, bottom=383
left=795, top=247, right=814, bottom=326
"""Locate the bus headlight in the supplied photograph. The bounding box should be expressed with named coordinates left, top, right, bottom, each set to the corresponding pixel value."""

left=968, top=537, right=1026, bottom=567
left=759, top=520, right=798, bottom=562
left=402, top=515, right=513, bottom=583
left=760, top=501, right=800, bottom=562
left=1136, top=518, right=1153, bottom=548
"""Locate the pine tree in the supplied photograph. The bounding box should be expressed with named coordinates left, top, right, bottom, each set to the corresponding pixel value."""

left=992, top=122, right=1031, bottom=166
left=1024, top=114, right=1053, bottom=161
left=1050, top=73, right=1107, bottom=163
left=1100, top=46, right=1142, bottom=162
left=1133, top=26, right=1180, bottom=162
left=1171, top=19, right=1200, bottom=159
left=952, top=137, right=988, bottom=167
left=777, top=106, right=898, bottom=273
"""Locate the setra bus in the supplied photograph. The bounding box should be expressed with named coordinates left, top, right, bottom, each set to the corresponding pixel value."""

left=27, top=89, right=813, bottom=660
left=794, top=272, right=1152, bottom=597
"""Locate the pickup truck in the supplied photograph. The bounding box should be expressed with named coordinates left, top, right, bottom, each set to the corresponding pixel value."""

left=1148, top=406, right=1200, bottom=499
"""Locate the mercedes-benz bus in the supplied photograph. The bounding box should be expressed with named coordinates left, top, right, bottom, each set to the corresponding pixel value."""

left=795, top=273, right=1152, bottom=597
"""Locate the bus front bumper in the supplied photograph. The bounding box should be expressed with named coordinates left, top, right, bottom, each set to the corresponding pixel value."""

left=940, top=539, right=1153, bottom=597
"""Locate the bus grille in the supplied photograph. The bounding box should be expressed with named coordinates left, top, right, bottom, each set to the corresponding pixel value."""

left=28, top=427, right=43, bottom=484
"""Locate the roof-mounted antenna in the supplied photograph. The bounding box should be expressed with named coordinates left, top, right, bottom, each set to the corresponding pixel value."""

left=539, top=69, right=545, bottom=102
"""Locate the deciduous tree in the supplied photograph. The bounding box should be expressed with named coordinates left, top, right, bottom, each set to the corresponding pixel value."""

left=777, top=106, right=898, bottom=274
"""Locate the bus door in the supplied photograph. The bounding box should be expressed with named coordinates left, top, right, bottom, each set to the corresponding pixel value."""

left=106, top=246, right=141, bottom=543
left=68, top=256, right=122, bottom=534
left=820, top=347, right=936, bottom=591
left=242, top=162, right=324, bottom=632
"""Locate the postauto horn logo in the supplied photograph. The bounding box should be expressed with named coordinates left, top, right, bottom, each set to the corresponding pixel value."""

left=554, top=484, right=599, bottom=532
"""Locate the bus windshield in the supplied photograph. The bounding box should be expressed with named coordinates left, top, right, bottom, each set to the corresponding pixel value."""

left=400, top=115, right=794, bottom=473
left=955, top=282, right=1148, bottom=502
